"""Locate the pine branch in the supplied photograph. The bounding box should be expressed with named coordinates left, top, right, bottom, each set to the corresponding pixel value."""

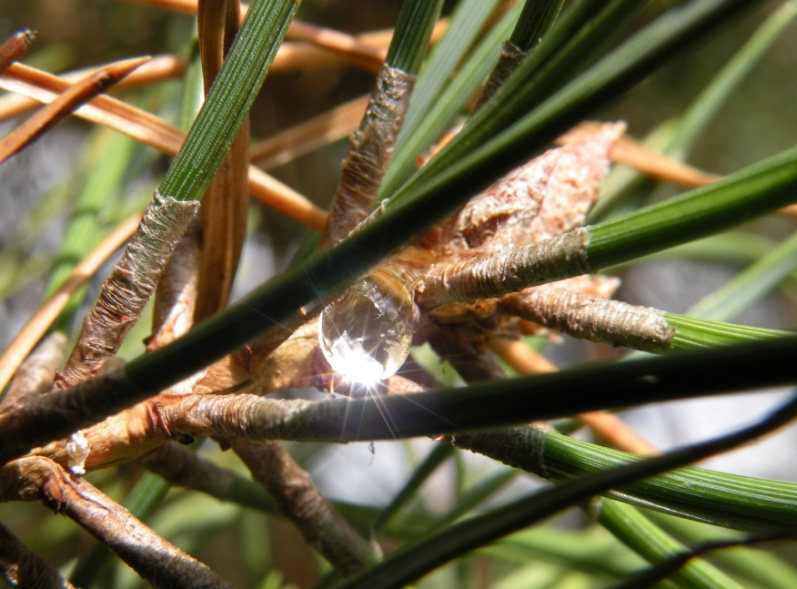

left=234, top=441, right=379, bottom=575
left=1, top=456, right=233, bottom=589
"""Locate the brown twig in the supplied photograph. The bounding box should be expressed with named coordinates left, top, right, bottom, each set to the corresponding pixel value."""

left=124, top=1, right=387, bottom=70
left=287, top=20, right=386, bottom=72
left=427, top=324, right=504, bottom=383
left=139, top=441, right=265, bottom=504
left=497, top=283, right=676, bottom=353
left=148, top=221, right=201, bottom=350
left=0, top=520, right=75, bottom=589
left=0, top=213, right=142, bottom=395
left=234, top=440, right=379, bottom=576
left=2, top=456, right=233, bottom=589
left=269, top=21, right=446, bottom=74
left=418, top=228, right=593, bottom=306
left=0, top=57, right=149, bottom=164
left=0, top=62, right=327, bottom=229
left=0, top=30, right=36, bottom=74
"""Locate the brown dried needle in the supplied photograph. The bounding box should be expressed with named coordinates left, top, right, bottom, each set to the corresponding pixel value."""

left=0, top=56, right=150, bottom=164
left=0, top=29, right=36, bottom=74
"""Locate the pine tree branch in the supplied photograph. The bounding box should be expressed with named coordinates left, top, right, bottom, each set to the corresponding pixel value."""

left=234, top=441, right=379, bottom=575
left=498, top=283, right=676, bottom=353
left=1, top=456, right=233, bottom=589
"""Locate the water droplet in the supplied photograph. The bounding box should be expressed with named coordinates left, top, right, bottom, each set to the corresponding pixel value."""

left=319, top=270, right=415, bottom=386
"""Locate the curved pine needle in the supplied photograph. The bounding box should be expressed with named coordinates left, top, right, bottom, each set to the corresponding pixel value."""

left=0, top=55, right=188, bottom=122
left=0, top=213, right=142, bottom=394
left=0, top=56, right=149, bottom=164
left=0, top=62, right=327, bottom=229
left=122, top=0, right=205, bottom=13
left=0, top=30, right=36, bottom=74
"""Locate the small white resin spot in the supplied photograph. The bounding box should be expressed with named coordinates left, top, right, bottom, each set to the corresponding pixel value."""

left=66, top=430, right=90, bottom=476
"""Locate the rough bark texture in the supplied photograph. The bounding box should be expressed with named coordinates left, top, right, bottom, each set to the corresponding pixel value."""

left=322, top=65, right=414, bottom=246
left=1, top=457, right=233, bottom=589
left=0, top=366, right=144, bottom=466
left=448, top=426, right=553, bottom=481
left=57, top=193, right=199, bottom=386
left=499, top=284, right=676, bottom=352
left=234, top=441, right=378, bottom=576
left=433, top=122, right=624, bottom=255
left=418, top=228, right=593, bottom=306
left=140, top=442, right=247, bottom=500
left=475, top=41, right=526, bottom=111
left=148, top=220, right=201, bottom=351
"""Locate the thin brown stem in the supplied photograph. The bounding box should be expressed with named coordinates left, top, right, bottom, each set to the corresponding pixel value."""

left=287, top=20, right=385, bottom=72
left=558, top=122, right=721, bottom=188
left=427, top=324, right=504, bottom=383
left=0, top=57, right=149, bottom=164
left=194, top=0, right=250, bottom=321
left=2, top=333, right=66, bottom=409
left=234, top=440, right=379, bottom=576
left=125, top=1, right=387, bottom=70
left=1, top=456, right=233, bottom=589
left=0, top=30, right=36, bottom=74
left=140, top=442, right=261, bottom=503
left=148, top=221, right=201, bottom=350
left=497, top=283, right=676, bottom=353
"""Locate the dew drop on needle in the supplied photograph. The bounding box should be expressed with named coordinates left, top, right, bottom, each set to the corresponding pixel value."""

left=319, top=269, right=415, bottom=386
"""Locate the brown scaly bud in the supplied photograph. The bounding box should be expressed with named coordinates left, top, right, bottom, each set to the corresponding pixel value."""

left=431, top=121, right=626, bottom=256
